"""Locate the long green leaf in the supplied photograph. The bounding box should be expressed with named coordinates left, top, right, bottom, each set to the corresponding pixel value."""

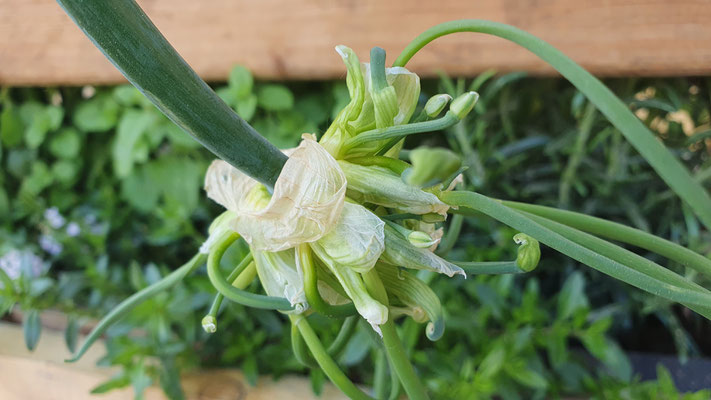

left=441, top=191, right=711, bottom=310
left=395, top=20, right=711, bottom=231
left=56, top=0, right=286, bottom=187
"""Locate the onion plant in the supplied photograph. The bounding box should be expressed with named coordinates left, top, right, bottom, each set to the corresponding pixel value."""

left=58, top=2, right=711, bottom=399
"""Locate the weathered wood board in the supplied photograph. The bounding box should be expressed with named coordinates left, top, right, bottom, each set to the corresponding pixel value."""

left=0, top=321, right=349, bottom=399
left=1, top=0, right=710, bottom=85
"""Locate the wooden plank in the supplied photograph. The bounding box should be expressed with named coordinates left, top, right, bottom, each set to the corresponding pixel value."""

left=0, top=322, right=349, bottom=399
left=1, top=0, right=710, bottom=85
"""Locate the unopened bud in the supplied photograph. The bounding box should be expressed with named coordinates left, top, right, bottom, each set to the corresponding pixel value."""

left=450, top=91, right=479, bottom=120
left=424, top=94, right=452, bottom=118
left=404, top=147, right=461, bottom=188
left=201, top=316, right=217, bottom=333
left=408, top=231, right=438, bottom=248
left=513, top=233, right=541, bottom=272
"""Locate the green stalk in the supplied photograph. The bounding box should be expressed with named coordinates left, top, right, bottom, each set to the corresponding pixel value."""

left=343, top=112, right=459, bottom=152
left=559, top=102, right=597, bottom=206
left=67, top=253, right=206, bottom=362
left=207, top=233, right=293, bottom=310
left=290, top=314, right=374, bottom=400
left=297, top=244, right=357, bottom=318
left=56, top=0, right=286, bottom=187
left=502, top=200, right=711, bottom=278
left=394, top=20, right=711, bottom=231
left=518, top=211, right=711, bottom=319
left=362, top=269, right=430, bottom=400
left=203, top=253, right=255, bottom=331
left=454, top=261, right=525, bottom=275
left=327, top=316, right=359, bottom=357
left=441, top=191, right=711, bottom=309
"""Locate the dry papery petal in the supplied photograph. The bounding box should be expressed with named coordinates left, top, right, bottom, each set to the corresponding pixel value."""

left=204, top=134, right=347, bottom=251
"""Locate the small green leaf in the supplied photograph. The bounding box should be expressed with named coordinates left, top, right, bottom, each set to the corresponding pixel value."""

left=23, top=309, right=42, bottom=351
left=65, top=315, right=79, bottom=353
left=91, top=374, right=130, bottom=394
left=242, top=356, right=258, bottom=386
left=236, top=95, right=258, bottom=121
left=19, top=161, right=54, bottom=196
left=73, top=95, right=120, bottom=132
left=52, top=160, right=79, bottom=184
left=310, top=368, right=326, bottom=396
left=0, top=105, right=24, bottom=147
left=228, top=66, right=254, bottom=98
left=557, top=271, right=588, bottom=319
left=112, top=110, right=154, bottom=177
left=49, top=128, right=81, bottom=159
left=477, top=342, right=506, bottom=379
left=257, top=84, right=294, bottom=111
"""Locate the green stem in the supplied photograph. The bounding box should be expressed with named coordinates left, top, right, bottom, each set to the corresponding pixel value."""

left=454, top=261, right=525, bottom=275
left=298, top=244, right=357, bottom=318
left=440, top=191, right=711, bottom=309
left=518, top=211, right=711, bottom=319
left=362, top=269, right=430, bottom=400
left=57, top=0, right=286, bottom=187
left=374, top=350, right=389, bottom=399
left=290, top=315, right=374, bottom=400
left=394, top=20, right=711, bottom=231
left=207, top=233, right=293, bottom=310
left=436, top=214, right=463, bottom=256
left=204, top=253, right=255, bottom=328
left=291, top=322, right=318, bottom=368
left=347, top=156, right=411, bottom=175
left=559, top=102, right=597, bottom=206
left=67, top=253, right=206, bottom=362
left=344, top=113, right=459, bottom=152
left=502, top=200, right=711, bottom=278
left=327, top=316, right=359, bottom=357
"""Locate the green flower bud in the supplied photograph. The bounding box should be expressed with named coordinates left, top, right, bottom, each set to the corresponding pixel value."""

left=450, top=91, right=479, bottom=120
left=403, top=147, right=461, bottom=188
left=381, top=224, right=464, bottom=277
left=408, top=231, right=438, bottom=248
left=424, top=94, right=452, bottom=118
left=377, top=264, right=445, bottom=341
left=513, top=233, right=541, bottom=272
left=201, top=315, right=217, bottom=333
left=339, top=160, right=449, bottom=216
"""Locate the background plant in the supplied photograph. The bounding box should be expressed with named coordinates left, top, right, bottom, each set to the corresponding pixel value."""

left=2, top=68, right=710, bottom=398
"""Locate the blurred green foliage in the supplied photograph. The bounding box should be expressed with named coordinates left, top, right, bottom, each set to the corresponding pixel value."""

left=1, top=69, right=710, bottom=399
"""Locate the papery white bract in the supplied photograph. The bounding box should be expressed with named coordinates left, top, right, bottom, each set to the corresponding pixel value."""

left=204, top=134, right=347, bottom=252
left=253, top=249, right=308, bottom=313
left=310, top=202, right=385, bottom=273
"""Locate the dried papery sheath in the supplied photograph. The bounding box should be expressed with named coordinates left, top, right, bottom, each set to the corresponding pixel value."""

left=310, top=202, right=385, bottom=273
left=382, top=224, right=465, bottom=277
left=376, top=263, right=445, bottom=341
left=339, top=160, right=449, bottom=216
left=204, top=134, right=346, bottom=251
left=253, top=249, right=308, bottom=313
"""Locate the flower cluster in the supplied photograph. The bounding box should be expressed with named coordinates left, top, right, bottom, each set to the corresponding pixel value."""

left=201, top=46, right=532, bottom=338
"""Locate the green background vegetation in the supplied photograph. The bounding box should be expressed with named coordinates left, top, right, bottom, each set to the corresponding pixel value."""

left=1, top=69, right=710, bottom=399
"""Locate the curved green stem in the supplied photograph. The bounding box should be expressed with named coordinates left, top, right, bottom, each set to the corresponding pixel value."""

left=441, top=191, right=711, bottom=309
left=436, top=214, right=463, bottom=256
left=203, top=253, right=255, bottom=332
left=57, top=0, right=286, bottom=187
left=207, top=233, right=293, bottom=310
left=518, top=210, right=711, bottom=319
left=327, top=316, right=359, bottom=357
left=290, top=314, right=374, bottom=400
left=362, top=269, right=430, bottom=400
left=67, top=253, right=206, bottom=362
left=343, top=112, right=458, bottom=152
left=394, top=19, right=711, bottom=231
left=291, top=322, right=319, bottom=368
left=298, top=244, right=357, bottom=318
left=502, top=200, right=711, bottom=278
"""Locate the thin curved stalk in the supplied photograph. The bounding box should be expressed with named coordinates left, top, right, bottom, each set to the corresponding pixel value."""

left=327, top=316, right=359, bottom=357
left=436, top=214, right=463, bottom=256
left=343, top=112, right=459, bottom=152
left=204, top=253, right=255, bottom=330
left=455, top=261, right=525, bottom=275
left=297, top=244, right=357, bottom=318
left=290, top=314, right=374, bottom=400
left=67, top=253, right=206, bottom=362
left=362, top=269, right=430, bottom=400
left=291, top=322, right=318, bottom=368
left=57, top=0, right=286, bottom=187
left=394, top=20, right=711, bottom=231
left=502, top=200, right=711, bottom=278
left=207, top=233, right=293, bottom=310
left=440, top=191, right=711, bottom=309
